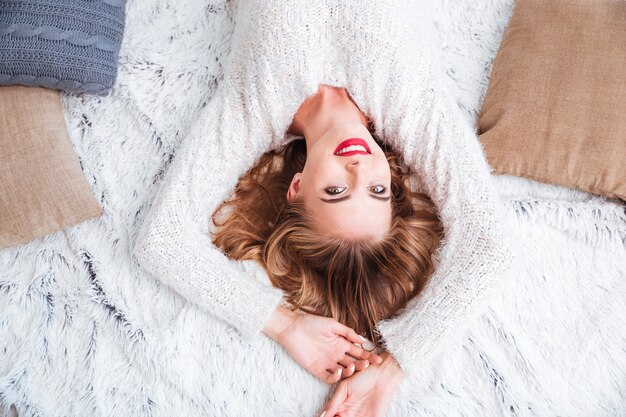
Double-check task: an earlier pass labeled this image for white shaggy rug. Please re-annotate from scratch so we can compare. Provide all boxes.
[1,1,625,416]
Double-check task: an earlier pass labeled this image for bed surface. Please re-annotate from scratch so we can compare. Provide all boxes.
[1,1,624,416]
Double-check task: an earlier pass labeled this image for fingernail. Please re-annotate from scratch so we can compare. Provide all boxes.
[319,411,326,417]
[350,364,355,372]
[359,335,366,341]
[337,368,342,376]
[364,361,369,368]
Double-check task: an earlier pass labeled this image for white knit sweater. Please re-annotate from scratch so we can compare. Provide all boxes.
[133,0,514,375]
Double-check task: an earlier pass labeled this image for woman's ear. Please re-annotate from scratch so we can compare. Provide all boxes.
[287,172,303,202]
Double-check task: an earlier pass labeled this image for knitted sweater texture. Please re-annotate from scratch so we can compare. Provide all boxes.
[0,0,126,94]
[133,0,515,374]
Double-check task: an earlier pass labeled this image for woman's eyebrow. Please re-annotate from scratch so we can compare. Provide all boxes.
[319,194,391,203]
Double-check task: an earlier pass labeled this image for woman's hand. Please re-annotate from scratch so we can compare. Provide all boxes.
[318,351,405,417]
[264,306,383,384]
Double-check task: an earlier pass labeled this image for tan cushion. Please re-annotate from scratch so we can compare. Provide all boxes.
[0,86,103,249]
[478,0,626,200]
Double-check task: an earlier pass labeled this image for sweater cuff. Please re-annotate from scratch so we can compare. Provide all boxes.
[232,259,288,342]
[374,280,453,375]
[231,281,286,343]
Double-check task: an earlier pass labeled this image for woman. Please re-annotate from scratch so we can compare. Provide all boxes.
[133,1,514,416]
[212,83,443,352]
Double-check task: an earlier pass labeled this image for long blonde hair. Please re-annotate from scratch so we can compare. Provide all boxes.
[212,137,442,348]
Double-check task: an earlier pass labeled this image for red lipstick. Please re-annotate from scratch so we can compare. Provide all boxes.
[333,138,371,156]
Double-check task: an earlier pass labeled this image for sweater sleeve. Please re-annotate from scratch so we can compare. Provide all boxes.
[375,90,516,374]
[132,85,286,343]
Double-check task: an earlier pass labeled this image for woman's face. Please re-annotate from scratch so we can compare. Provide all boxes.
[287,123,392,239]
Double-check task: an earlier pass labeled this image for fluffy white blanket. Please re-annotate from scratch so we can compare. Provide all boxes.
[1,1,624,416]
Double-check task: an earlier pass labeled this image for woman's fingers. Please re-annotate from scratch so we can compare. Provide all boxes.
[324,366,343,385]
[334,323,366,345]
[320,381,348,417]
[332,322,383,363]
[336,357,357,377]
[338,355,372,374]
[352,358,370,372]
[347,344,383,365]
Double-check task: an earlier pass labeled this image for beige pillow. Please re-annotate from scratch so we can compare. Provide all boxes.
[0,86,103,249]
[478,0,626,201]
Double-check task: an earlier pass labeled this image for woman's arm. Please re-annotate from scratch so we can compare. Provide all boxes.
[375,89,516,374]
[133,87,287,342]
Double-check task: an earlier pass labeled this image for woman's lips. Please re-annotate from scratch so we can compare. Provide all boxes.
[333,138,371,156]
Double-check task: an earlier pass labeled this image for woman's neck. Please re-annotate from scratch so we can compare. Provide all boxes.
[288,85,370,149]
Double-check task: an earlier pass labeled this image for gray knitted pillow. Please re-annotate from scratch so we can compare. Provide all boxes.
[0,0,127,95]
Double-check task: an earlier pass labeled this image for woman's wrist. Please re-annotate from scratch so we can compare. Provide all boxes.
[263,304,297,342]
[378,351,405,384]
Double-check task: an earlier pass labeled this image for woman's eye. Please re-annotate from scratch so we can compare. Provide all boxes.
[325,186,347,195]
[369,185,387,194]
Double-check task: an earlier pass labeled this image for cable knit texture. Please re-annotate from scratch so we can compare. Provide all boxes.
[0,0,126,94]
[133,0,515,374]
